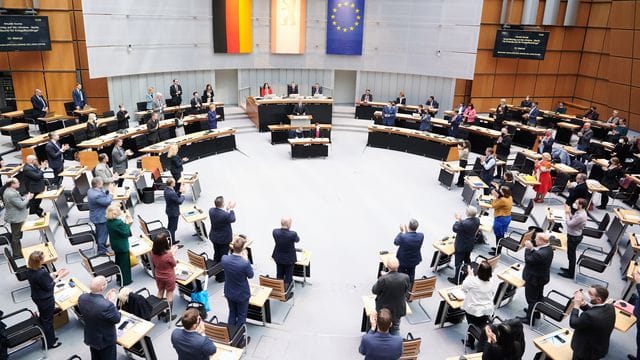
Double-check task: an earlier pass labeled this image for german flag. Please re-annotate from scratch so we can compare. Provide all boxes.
[213,0,252,54]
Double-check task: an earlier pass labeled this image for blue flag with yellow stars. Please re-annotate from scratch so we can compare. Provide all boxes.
[326,0,364,55]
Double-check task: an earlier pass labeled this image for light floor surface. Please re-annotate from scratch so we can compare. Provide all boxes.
[1,128,637,359]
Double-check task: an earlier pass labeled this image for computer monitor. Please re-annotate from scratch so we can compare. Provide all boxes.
[54,192,70,220]
[74,173,90,197]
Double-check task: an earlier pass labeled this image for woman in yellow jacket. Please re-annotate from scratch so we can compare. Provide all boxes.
[489,186,513,256]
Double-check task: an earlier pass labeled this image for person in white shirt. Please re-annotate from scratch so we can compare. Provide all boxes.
[462,261,496,350]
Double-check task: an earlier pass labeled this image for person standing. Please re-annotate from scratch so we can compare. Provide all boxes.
[495,127,512,178]
[145,87,155,110]
[371,257,410,335]
[26,251,66,350]
[86,113,99,138]
[106,204,133,286]
[111,138,133,187]
[190,92,203,113]
[88,177,114,256]
[393,219,424,282]
[450,206,481,284]
[358,308,403,359]
[539,130,555,154]
[94,153,118,186]
[565,173,589,212]
[78,276,121,360]
[480,148,496,194]
[221,237,254,327]
[72,83,86,110]
[518,233,554,325]
[45,132,70,186]
[152,92,166,120]
[490,187,513,256]
[146,112,160,144]
[597,157,625,210]
[522,102,540,126]
[169,79,183,106]
[449,110,463,137]
[22,155,46,217]
[164,178,185,245]
[30,89,48,119]
[202,84,215,103]
[311,83,322,96]
[559,198,588,279]
[151,233,178,321]
[628,271,640,360]
[463,103,476,124]
[456,141,471,187]
[209,196,236,282]
[569,286,616,360]
[3,178,32,256]
[576,123,593,152]
[533,153,553,203]
[207,105,218,130]
[418,106,431,132]
[382,102,397,127]
[272,217,300,286]
[171,308,217,360]
[461,261,495,350]
[494,99,508,130]
[395,91,406,105]
[167,145,188,192]
[116,104,130,129]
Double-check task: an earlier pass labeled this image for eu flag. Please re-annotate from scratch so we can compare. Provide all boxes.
[326,0,364,55]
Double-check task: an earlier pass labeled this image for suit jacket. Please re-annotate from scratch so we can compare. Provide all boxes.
[152,98,165,113]
[361,93,373,102]
[287,84,298,96]
[208,207,235,244]
[87,187,113,224]
[111,146,128,175]
[570,304,615,359]
[496,135,512,158]
[22,164,46,194]
[164,187,184,217]
[382,105,397,119]
[311,86,322,96]
[94,163,114,185]
[272,228,300,265]
[453,217,481,253]
[565,182,589,207]
[292,103,306,115]
[523,245,554,287]
[30,94,47,118]
[394,231,424,267]
[221,254,253,302]
[45,140,64,170]
[170,84,183,102]
[577,129,593,149]
[527,107,540,125]
[426,99,439,109]
[3,187,29,224]
[190,97,202,109]
[520,100,532,108]
[207,110,217,130]
[171,328,217,360]
[27,267,54,302]
[358,330,403,360]
[78,293,121,350]
[86,122,98,138]
[372,271,410,319]
[106,218,131,254]
[396,97,406,105]
[72,88,86,109]
[169,155,183,177]
[116,110,129,123]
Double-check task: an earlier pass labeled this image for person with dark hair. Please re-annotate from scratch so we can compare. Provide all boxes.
[612,135,631,162]
[3,178,32,256]
[497,172,515,192]
[23,155,46,217]
[393,219,424,282]
[221,237,254,327]
[463,103,476,124]
[151,234,178,320]
[569,286,615,360]
[358,308,403,359]
[116,104,130,129]
[170,79,182,106]
[539,130,554,154]
[209,196,236,282]
[26,251,67,349]
[449,110,463,138]
[360,89,373,103]
[171,308,217,360]
[518,233,554,325]
[523,102,539,126]
[576,123,593,152]
[598,157,625,209]
[520,95,532,108]
[583,105,599,120]
[94,153,118,186]
[164,178,185,246]
[88,177,114,256]
[489,187,512,256]
[559,198,588,279]
[207,105,218,130]
[456,140,471,187]
[418,105,431,132]
[565,173,589,211]
[480,148,496,194]
[259,82,272,97]
[483,322,523,360]
[202,84,215,103]
[112,138,133,187]
[555,101,567,114]
[167,145,187,192]
[450,206,481,284]
[272,217,300,286]
[371,257,410,335]
[146,112,160,144]
[45,132,70,186]
[462,261,495,350]
[382,101,397,127]
[495,127,512,178]
[425,95,439,112]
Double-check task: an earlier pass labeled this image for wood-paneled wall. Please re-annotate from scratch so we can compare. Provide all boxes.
[0,0,109,115]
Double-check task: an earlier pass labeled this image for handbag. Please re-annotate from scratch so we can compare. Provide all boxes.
[190,290,211,312]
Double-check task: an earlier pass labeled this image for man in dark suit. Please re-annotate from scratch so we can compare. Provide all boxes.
[518,233,554,325]
[382,102,397,127]
[22,155,46,217]
[30,89,48,119]
[425,96,439,110]
[272,217,300,286]
[520,95,532,108]
[393,219,423,282]
[360,89,373,103]
[577,123,593,152]
[72,83,86,110]
[164,178,185,246]
[450,206,481,284]
[292,100,306,115]
[287,81,298,96]
[583,106,599,120]
[569,285,615,360]
[522,102,540,126]
[221,237,254,327]
[170,79,183,106]
[171,308,217,359]
[190,92,203,113]
[45,132,70,186]
[565,173,590,211]
[77,276,121,360]
[311,83,322,96]
[116,104,130,129]
[372,257,410,335]
[358,308,403,359]
[209,196,236,282]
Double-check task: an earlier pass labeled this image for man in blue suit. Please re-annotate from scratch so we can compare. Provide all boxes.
[523,102,540,126]
[44,132,70,186]
[272,217,300,286]
[72,83,86,110]
[393,219,424,282]
[171,308,217,360]
[164,178,185,246]
[358,308,403,360]
[78,276,121,360]
[382,102,397,127]
[449,206,481,284]
[209,196,236,282]
[221,237,254,327]
[88,177,114,256]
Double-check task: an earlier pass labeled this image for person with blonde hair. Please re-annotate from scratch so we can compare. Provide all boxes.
[167,145,188,192]
[207,104,218,130]
[86,112,99,138]
[533,152,553,203]
[145,87,155,110]
[106,203,133,285]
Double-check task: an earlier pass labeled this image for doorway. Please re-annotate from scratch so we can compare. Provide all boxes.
[333,70,356,105]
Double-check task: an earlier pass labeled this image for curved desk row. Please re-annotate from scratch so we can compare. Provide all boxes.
[134,101,225,123]
[245,96,333,132]
[367,125,462,161]
[355,101,438,120]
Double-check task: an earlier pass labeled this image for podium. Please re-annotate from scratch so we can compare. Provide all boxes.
[288,114,312,127]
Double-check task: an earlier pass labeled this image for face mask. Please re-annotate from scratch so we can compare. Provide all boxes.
[620,139,624,144]
[582,292,592,305]
[572,203,578,209]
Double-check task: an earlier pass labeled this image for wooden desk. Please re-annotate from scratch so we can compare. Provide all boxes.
[0,163,24,178]
[59,165,87,179]
[246,284,273,326]
[139,128,236,154]
[360,294,412,332]
[445,353,482,360]
[0,123,29,148]
[503,121,545,151]
[35,187,64,200]
[21,213,55,244]
[533,328,573,360]
[19,122,86,149]
[367,125,462,162]
[439,162,465,189]
[53,277,89,311]
[245,96,333,132]
[210,343,244,360]
[614,304,637,332]
[175,260,205,286]
[129,235,153,258]
[555,122,581,145]
[586,179,609,193]
[437,286,465,328]
[294,248,312,286]
[178,173,202,201]
[288,138,330,159]
[495,264,525,309]
[431,236,455,273]
[552,163,579,175]
[462,176,487,205]
[73,107,97,116]
[117,310,155,356]
[1,110,24,119]
[460,125,501,155]
[562,146,585,157]
[181,206,208,241]
[22,242,57,271]
[76,119,175,151]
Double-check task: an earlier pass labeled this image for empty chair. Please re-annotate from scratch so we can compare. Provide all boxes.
[5,248,31,303]
[496,226,541,261]
[78,248,122,285]
[406,276,436,324]
[575,242,618,288]
[583,213,610,239]
[187,250,223,280]
[203,315,247,349]
[2,308,49,357]
[259,275,294,324]
[474,254,501,269]
[134,288,171,325]
[137,215,171,241]
[0,224,12,264]
[510,199,537,227]
[71,187,91,212]
[61,217,96,263]
[530,290,573,333]
[399,332,421,360]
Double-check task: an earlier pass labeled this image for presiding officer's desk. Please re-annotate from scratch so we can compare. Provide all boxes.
[140,128,237,168]
[245,96,333,132]
[268,124,332,144]
[367,125,462,161]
